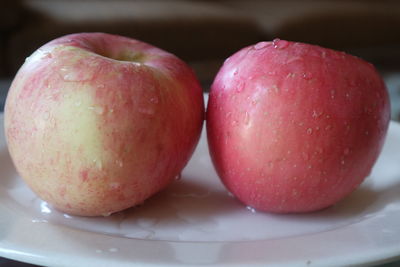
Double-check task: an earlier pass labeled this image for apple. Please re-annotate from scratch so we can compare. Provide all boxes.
[4,32,204,216]
[207,39,390,213]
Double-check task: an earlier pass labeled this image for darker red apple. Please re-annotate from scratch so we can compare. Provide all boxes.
[207,39,390,213]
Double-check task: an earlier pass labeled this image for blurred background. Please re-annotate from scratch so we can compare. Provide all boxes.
[0,0,400,266]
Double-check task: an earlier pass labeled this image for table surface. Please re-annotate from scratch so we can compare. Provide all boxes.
[0,76,399,267]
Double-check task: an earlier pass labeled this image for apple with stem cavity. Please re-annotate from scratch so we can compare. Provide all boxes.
[5,32,204,216]
[207,39,390,213]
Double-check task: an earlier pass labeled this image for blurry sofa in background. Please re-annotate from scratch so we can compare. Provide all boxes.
[1,0,400,86]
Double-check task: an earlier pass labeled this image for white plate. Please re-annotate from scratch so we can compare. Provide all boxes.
[1,112,400,267]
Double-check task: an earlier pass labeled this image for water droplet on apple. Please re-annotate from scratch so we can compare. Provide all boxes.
[330,90,336,99]
[149,96,159,104]
[312,110,322,118]
[94,159,103,170]
[41,52,53,59]
[174,173,182,181]
[102,212,112,217]
[272,38,289,49]
[286,72,296,79]
[109,182,120,189]
[94,106,104,115]
[116,160,124,168]
[272,84,280,93]
[254,42,268,50]
[236,81,245,93]
[231,68,239,77]
[306,128,313,135]
[302,72,313,80]
[138,107,156,115]
[60,66,92,82]
[244,111,250,125]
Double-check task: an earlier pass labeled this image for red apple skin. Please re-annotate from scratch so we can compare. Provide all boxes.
[207,40,390,213]
[5,33,204,216]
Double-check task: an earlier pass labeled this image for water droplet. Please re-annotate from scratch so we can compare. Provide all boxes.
[272,84,280,93]
[233,68,239,76]
[236,81,245,93]
[292,189,299,197]
[138,107,156,115]
[95,159,103,170]
[330,90,336,99]
[307,128,313,135]
[41,52,53,59]
[116,160,123,168]
[244,111,250,125]
[60,66,92,81]
[312,110,322,118]
[174,173,182,181]
[302,72,313,80]
[40,202,52,214]
[109,182,120,189]
[94,106,104,115]
[254,42,268,50]
[272,38,289,49]
[102,212,112,217]
[149,96,159,104]
[325,125,332,130]
[246,206,257,213]
[341,160,345,165]
[286,72,296,78]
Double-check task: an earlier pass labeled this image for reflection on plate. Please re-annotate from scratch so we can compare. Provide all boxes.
[1,113,400,267]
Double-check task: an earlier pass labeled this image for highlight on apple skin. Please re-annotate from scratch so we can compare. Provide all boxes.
[4,32,205,216]
[206,39,391,213]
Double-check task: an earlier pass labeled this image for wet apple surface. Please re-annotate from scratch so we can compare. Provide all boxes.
[207,39,391,213]
[4,33,205,216]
